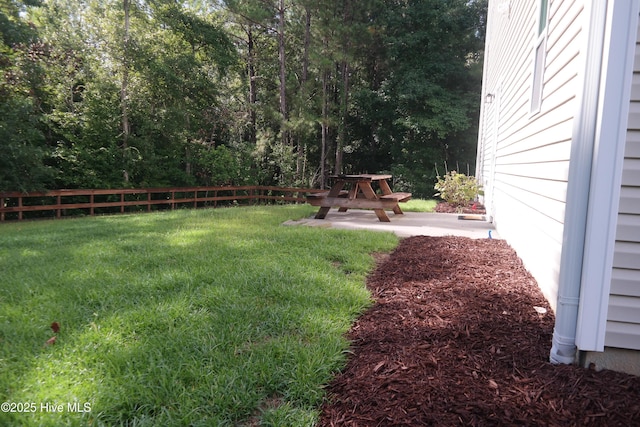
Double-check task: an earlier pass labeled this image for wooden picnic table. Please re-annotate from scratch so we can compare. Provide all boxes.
[306,174,411,222]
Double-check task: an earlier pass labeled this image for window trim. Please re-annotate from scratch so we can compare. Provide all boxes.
[530,0,549,114]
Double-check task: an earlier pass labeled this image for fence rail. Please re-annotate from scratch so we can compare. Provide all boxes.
[0,186,323,221]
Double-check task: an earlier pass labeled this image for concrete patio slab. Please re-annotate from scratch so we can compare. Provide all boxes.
[283,209,498,239]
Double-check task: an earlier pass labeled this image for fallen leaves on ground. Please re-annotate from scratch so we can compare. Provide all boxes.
[51,321,60,333]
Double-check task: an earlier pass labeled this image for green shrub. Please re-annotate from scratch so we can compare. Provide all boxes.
[434,171,481,206]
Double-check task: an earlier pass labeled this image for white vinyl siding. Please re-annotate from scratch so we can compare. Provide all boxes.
[477,0,584,308]
[608,21,640,349]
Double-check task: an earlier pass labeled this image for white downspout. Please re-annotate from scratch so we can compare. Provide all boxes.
[550,0,608,365]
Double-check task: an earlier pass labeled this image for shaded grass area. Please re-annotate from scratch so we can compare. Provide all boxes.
[0,205,398,426]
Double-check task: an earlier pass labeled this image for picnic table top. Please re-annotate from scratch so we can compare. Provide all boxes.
[330,174,392,182]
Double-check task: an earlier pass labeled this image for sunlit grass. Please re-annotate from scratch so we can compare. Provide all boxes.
[0,205,398,426]
[402,198,438,212]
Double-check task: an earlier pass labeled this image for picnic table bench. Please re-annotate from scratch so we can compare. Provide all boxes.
[306,174,411,222]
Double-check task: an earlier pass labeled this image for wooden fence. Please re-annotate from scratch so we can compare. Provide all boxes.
[0,186,324,221]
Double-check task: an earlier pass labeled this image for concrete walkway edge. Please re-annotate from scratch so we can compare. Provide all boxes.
[283,210,499,239]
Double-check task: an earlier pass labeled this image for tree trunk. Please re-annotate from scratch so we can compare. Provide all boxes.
[296,6,312,182]
[335,60,349,175]
[185,114,191,176]
[121,0,131,183]
[302,7,311,83]
[335,1,353,175]
[247,26,257,146]
[278,0,287,134]
[321,68,329,188]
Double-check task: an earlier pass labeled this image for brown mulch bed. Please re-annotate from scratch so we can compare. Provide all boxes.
[318,236,640,426]
[434,201,487,214]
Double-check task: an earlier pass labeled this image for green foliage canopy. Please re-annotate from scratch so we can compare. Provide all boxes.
[0,0,486,194]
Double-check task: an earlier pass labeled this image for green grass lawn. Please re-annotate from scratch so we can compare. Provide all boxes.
[401,198,438,212]
[0,205,398,426]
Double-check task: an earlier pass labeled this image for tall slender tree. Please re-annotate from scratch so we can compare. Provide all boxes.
[121,0,131,182]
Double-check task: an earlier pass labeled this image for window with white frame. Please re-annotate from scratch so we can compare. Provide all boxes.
[531,0,549,113]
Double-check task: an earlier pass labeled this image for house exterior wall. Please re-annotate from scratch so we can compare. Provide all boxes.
[479,0,640,370]
[477,0,586,310]
[606,20,640,351]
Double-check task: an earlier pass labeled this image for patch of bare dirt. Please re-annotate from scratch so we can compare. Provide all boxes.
[318,236,640,426]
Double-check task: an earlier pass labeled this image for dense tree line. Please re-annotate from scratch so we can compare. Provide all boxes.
[1,0,486,196]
